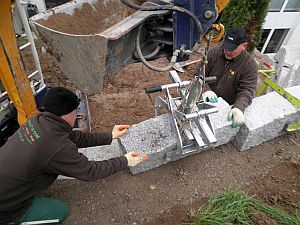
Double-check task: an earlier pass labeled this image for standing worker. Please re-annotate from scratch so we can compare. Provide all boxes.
[203,28,258,127]
[0,87,147,224]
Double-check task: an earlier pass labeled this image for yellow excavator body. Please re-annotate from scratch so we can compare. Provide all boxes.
[216,0,229,14]
[0,0,38,126]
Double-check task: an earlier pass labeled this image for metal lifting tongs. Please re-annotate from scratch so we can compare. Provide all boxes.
[145,61,218,161]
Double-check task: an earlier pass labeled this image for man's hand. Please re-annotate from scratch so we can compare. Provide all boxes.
[125,151,148,167]
[203,91,218,103]
[228,108,245,128]
[112,125,131,139]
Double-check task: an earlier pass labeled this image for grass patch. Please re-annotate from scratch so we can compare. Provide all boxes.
[184,187,300,225]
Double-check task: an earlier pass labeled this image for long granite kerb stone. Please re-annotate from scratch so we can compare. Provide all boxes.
[58,140,123,179]
[119,114,177,175]
[233,85,300,151]
[119,97,239,174]
[61,97,240,176]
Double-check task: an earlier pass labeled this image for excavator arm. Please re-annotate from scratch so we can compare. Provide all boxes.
[0,0,38,126]
[0,0,91,147]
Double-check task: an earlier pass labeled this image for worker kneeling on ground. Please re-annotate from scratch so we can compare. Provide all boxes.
[203,28,258,128]
[0,87,147,224]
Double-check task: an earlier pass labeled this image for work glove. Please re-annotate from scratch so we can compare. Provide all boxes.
[112,125,131,139]
[125,151,148,167]
[202,91,218,103]
[228,108,245,128]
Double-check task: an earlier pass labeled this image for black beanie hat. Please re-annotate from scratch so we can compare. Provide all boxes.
[43,87,80,116]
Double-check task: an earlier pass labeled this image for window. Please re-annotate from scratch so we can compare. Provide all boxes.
[269,0,285,12]
[257,29,271,52]
[269,0,300,12]
[284,0,300,12]
[264,29,289,53]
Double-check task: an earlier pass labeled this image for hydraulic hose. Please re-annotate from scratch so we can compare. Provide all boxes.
[133,42,161,60]
[122,0,204,72]
[121,0,203,41]
[136,23,180,72]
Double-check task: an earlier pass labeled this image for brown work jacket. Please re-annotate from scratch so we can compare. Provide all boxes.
[0,112,128,224]
[206,46,258,112]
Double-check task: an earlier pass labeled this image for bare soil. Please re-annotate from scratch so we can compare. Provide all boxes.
[21,38,300,225]
[37,0,145,35]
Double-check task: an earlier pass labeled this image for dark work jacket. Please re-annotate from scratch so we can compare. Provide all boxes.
[206,46,258,112]
[0,112,128,224]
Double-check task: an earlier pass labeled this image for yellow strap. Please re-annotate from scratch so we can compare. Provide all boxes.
[0,0,37,125]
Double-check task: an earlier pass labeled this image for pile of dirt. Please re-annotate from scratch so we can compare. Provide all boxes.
[249,157,300,215]
[37,0,141,35]
[89,58,196,131]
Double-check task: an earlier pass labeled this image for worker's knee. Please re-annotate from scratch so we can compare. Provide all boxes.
[53,200,69,222]
[20,196,69,223]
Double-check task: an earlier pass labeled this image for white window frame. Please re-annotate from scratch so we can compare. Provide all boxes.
[262,0,289,53]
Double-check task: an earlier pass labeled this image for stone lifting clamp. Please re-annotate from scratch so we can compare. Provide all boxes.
[145,54,218,161]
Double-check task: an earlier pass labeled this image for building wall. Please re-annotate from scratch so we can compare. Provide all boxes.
[260,0,300,53]
[283,12,300,45]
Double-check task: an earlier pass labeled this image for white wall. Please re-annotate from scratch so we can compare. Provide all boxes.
[284,12,300,45]
[261,6,300,53]
[263,12,299,29]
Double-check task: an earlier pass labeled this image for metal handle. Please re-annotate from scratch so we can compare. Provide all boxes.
[145,77,216,94]
[204,76,216,83]
[145,86,162,94]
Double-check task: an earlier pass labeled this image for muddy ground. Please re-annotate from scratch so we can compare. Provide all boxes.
[21,37,300,225]
[37,0,147,35]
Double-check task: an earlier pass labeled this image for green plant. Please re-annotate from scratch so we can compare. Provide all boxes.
[183,187,300,225]
[219,0,271,52]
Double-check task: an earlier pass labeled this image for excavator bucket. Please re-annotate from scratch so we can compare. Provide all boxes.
[30,0,168,94]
